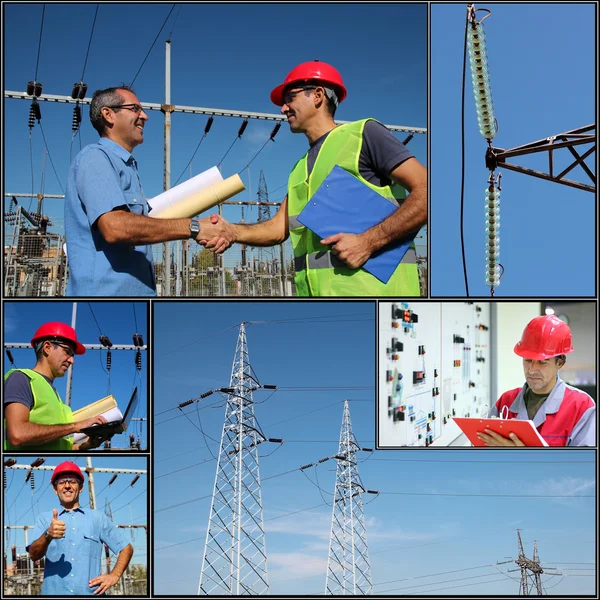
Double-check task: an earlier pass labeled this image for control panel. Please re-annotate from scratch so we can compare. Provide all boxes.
[379,302,491,447]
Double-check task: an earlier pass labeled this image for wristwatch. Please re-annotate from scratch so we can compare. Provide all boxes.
[189,219,200,239]
[44,530,51,541]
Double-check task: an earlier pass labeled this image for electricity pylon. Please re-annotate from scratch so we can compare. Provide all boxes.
[325,400,373,595]
[198,323,269,595]
[515,529,544,595]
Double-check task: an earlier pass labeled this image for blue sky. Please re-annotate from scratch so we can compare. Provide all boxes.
[431,3,596,297]
[153,302,595,595]
[3,3,428,270]
[3,301,148,449]
[3,455,148,568]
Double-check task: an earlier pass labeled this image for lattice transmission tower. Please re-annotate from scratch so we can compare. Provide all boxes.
[325,400,373,595]
[198,322,269,595]
[515,529,544,595]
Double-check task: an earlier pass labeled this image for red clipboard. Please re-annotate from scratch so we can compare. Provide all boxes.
[453,417,549,447]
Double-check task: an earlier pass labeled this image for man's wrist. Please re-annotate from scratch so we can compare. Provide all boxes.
[44,530,52,542]
[189,219,200,239]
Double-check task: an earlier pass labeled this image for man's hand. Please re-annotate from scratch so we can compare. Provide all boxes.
[47,509,66,539]
[89,572,120,595]
[74,434,108,451]
[75,415,108,432]
[320,232,374,269]
[477,429,526,447]
[201,214,234,254]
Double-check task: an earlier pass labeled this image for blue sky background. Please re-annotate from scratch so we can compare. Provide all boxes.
[3,301,148,450]
[3,3,428,270]
[431,3,596,297]
[153,302,596,595]
[3,455,148,567]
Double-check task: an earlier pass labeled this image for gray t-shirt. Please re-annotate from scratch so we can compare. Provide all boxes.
[4,370,59,411]
[307,119,414,186]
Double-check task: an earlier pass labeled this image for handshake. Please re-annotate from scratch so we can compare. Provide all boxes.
[194,214,235,254]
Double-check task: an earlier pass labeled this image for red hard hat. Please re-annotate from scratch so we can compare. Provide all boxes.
[270,60,347,106]
[51,461,84,485]
[514,315,574,360]
[31,322,85,355]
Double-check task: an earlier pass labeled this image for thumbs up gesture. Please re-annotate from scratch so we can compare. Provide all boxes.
[47,509,66,539]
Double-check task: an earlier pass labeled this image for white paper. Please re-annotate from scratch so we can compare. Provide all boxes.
[147,166,223,214]
[72,406,124,443]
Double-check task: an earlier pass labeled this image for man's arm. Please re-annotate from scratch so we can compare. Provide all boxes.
[95,211,229,246]
[29,510,65,561]
[204,198,289,253]
[4,403,108,448]
[321,158,427,268]
[88,543,134,595]
[28,530,52,562]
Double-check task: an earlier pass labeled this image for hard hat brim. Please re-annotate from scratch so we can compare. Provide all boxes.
[270,83,287,107]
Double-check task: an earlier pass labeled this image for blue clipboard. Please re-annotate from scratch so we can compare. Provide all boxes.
[297,165,415,283]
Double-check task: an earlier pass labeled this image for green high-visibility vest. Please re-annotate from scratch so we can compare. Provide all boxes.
[4,369,74,451]
[287,118,420,297]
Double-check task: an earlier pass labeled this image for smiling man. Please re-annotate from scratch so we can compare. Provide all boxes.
[204,61,427,296]
[3,322,109,451]
[28,461,133,596]
[479,315,596,447]
[64,85,230,296]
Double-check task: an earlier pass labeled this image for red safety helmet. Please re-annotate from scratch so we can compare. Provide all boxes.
[270,60,347,106]
[514,315,574,360]
[30,322,85,355]
[51,461,84,485]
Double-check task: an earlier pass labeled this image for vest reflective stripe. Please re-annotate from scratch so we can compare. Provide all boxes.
[4,368,74,451]
[288,215,302,230]
[287,118,420,296]
[295,247,417,272]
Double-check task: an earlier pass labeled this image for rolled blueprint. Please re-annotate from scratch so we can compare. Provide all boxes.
[151,174,245,219]
[147,166,223,214]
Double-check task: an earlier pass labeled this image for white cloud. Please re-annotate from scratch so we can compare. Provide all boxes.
[269,551,328,582]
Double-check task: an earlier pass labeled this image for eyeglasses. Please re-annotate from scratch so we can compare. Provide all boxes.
[106,104,144,114]
[282,86,317,106]
[56,477,80,486]
[51,342,76,357]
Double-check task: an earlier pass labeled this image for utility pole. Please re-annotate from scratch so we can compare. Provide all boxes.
[65,302,77,406]
[162,39,173,297]
[199,323,269,595]
[325,400,373,595]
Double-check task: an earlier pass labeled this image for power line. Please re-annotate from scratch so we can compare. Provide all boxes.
[377,571,505,595]
[460,9,470,296]
[130,5,176,86]
[80,4,99,80]
[34,5,46,81]
[38,122,65,194]
[132,303,139,332]
[378,490,594,498]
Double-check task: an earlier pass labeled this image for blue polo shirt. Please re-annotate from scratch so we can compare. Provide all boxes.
[28,506,130,595]
[64,138,156,296]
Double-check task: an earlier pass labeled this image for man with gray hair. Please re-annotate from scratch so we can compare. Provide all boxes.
[204,60,428,297]
[64,85,229,296]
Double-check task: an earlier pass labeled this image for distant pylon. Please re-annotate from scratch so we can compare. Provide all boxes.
[515,529,544,595]
[257,171,271,222]
[325,400,373,595]
[198,322,269,595]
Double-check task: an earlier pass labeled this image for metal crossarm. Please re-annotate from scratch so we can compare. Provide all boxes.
[488,125,596,193]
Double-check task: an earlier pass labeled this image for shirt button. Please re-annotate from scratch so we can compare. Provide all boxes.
[133,198,137,203]
[71,574,74,577]
[72,543,75,546]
